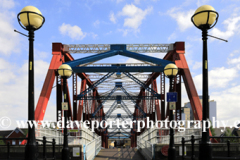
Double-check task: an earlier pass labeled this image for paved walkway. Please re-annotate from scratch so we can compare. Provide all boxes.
[94,148,145,160]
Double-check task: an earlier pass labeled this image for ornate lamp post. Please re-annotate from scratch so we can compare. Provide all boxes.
[191,5,219,160]
[58,64,73,160]
[164,63,178,160]
[17,6,45,160]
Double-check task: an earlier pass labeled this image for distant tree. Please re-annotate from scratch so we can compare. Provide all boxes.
[224,128,232,137]
[0,136,5,145]
[210,120,216,136]
[223,128,237,143]
[23,129,28,135]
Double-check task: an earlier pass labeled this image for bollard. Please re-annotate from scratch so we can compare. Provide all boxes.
[191,135,195,160]
[36,141,39,158]
[181,137,185,160]
[52,139,56,160]
[7,142,10,159]
[43,136,46,160]
[227,140,230,157]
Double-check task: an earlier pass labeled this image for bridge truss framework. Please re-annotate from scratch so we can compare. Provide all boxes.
[34,42,203,148]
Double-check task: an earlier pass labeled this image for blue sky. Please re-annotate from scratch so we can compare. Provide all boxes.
[1,0,240,129]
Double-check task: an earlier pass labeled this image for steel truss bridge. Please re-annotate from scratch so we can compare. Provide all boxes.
[34,42,204,148]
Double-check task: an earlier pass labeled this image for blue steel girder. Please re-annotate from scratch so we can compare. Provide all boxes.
[94,115,144,119]
[64,44,173,70]
[108,132,131,137]
[114,116,125,121]
[109,137,130,139]
[72,66,165,72]
[92,87,117,117]
[105,101,118,119]
[105,105,133,120]
[119,126,131,135]
[108,132,131,136]
[108,127,118,135]
[120,87,146,117]
[108,127,131,137]
[121,101,133,117]
[119,49,172,66]
[64,50,119,67]
[123,72,160,98]
[77,72,115,99]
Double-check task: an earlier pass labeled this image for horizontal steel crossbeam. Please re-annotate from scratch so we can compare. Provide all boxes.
[66,44,172,53]
[79,96,156,100]
[72,66,164,72]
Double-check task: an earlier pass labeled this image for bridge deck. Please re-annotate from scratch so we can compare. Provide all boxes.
[94,148,145,160]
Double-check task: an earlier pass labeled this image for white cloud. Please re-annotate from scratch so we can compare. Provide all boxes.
[134,0,140,4]
[119,4,153,30]
[211,85,240,124]
[126,58,142,63]
[59,23,86,40]
[229,50,239,57]
[116,0,124,3]
[167,8,194,32]
[196,0,210,7]
[89,32,98,39]
[193,67,238,90]
[105,31,112,35]
[0,0,21,56]
[192,61,202,70]
[93,20,100,28]
[117,29,129,36]
[109,11,117,24]
[0,58,51,129]
[168,32,177,41]
[210,15,240,40]
[0,0,15,9]
[228,56,240,65]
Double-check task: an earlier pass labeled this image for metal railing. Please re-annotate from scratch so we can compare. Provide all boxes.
[181,136,240,160]
[0,137,56,160]
[35,122,100,145]
[138,126,201,144]
[83,136,102,160]
[137,126,202,160]
[137,137,155,160]
[181,135,201,160]
[36,122,102,159]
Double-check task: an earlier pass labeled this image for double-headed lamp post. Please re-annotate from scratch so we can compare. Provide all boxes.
[191,5,219,160]
[17,6,45,160]
[58,64,73,160]
[164,63,178,160]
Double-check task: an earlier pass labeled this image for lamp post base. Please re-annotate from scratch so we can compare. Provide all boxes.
[168,147,176,160]
[199,141,212,160]
[62,147,70,160]
[25,143,38,160]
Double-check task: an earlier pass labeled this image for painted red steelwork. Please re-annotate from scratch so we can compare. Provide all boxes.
[35,43,103,122]
[152,79,161,121]
[34,42,207,147]
[35,43,63,121]
[77,79,86,120]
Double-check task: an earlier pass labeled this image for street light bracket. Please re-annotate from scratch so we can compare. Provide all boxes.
[14,29,29,37]
[207,34,228,42]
